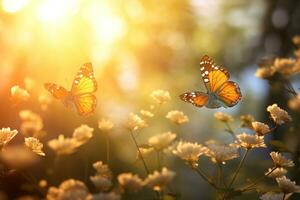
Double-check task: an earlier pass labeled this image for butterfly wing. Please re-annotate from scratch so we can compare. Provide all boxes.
[217,81,242,107]
[44,83,69,100]
[74,94,97,116]
[71,63,97,96]
[200,55,230,92]
[180,92,209,107]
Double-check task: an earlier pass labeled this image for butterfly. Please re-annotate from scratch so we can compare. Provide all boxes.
[180,55,241,108]
[44,63,97,116]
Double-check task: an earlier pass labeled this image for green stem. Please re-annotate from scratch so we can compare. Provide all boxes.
[130,131,150,174]
[191,165,219,190]
[241,167,277,191]
[225,123,236,141]
[228,149,249,189]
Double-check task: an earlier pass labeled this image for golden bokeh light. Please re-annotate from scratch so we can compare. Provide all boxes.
[2,0,28,13]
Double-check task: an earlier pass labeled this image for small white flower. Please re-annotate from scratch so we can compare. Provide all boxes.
[148,132,176,151]
[270,152,294,168]
[235,133,266,149]
[48,135,80,155]
[140,110,154,118]
[252,121,270,136]
[150,90,171,104]
[276,176,300,194]
[72,124,94,145]
[204,141,239,164]
[90,175,112,191]
[98,119,114,132]
[214,112,234,123]
[173,141,207,167]
[11,85,30,101]
[267,104,292,125]
[260,192,288,200]
[144,167,175,191]
[0,127,18,147]
[117,173,144,193]
[24,137,45,156]
[166,110,189,124]
[126,113,147,131]
[265,168,287,178]
[92,192,121,200]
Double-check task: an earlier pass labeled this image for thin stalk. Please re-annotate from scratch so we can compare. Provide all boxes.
[282,193,286,200]
[218,164,227,188]
[191,165,219,190]
[225,123,236,141]
[228,149,249,189]
[156,150,161,169]
[105,134,110,164]
[241,167,277,191]
[130,131,150,174]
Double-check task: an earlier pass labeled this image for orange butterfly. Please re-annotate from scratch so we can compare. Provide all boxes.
[44,63,97,116]
[180,55,241,108]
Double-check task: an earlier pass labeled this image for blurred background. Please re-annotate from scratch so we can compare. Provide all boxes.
[0,0,300,199]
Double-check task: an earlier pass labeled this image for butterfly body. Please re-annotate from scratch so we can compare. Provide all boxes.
[44,63,97,116]
[180,55,241,109]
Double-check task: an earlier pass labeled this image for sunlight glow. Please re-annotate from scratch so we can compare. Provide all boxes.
[2,0,28,13]
[37,0,79,23]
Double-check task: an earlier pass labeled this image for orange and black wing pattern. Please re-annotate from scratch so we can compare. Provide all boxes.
[217,81,241,107]
[199,55,230,93]
[180,92,209,107]
[44,83,69,100]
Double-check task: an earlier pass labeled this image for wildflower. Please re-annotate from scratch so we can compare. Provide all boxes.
[0,127,18,147]
[252,121,270,136]
[270,152,294,168]
[204,141,239,164]
[265,168,287,178]
[140,110,154,118]
[272,58,299,77]
[166,110,189,124]
[148,132,176,151]
[117,173,144,193]
[126,113,147,131]
[90,161,113,191]
[288,94,300,111]
[137,147,154,159]
[24,137,45,156]
[0,145,38,169]
[144,167,175,191]
[276,176,300,194]
[72,125,93,145]
[92,161,113,179]
[260,192,290,200]
[235,133,266,149]
[19,110,43,138]
[39,179,48,188]
[92,192,121,200]
[150,90,171,104]
[10,85,30,101]
[240,114,255,129]
[255,66,276,79]
[267,104,292,125]
[48,135,80,155]
[38,92,52,111]
[46,179,92,200]
[90,175,112,191]
[214,112,233,123]
[293,35,300,47]
[98,119,114,132]
[295,49,300,58]
[173,141,207,167]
